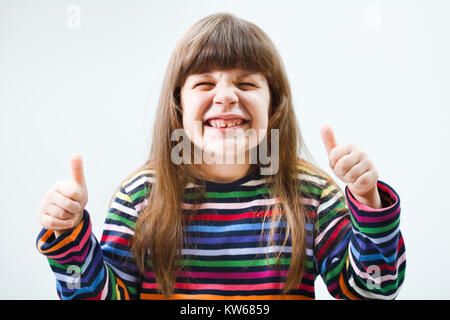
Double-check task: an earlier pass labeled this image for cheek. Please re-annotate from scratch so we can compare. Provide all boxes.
[181,93,197,122]
[248,98,270,129]
[180,92,208,147]
[182,92,209,118]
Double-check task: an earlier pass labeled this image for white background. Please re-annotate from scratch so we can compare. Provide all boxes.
[1,0,449,299]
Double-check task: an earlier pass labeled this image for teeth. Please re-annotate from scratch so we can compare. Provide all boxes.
[207,119,244,128]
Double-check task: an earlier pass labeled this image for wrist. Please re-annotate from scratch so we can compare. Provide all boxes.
[54,229,73,239]
[351,187,382,209]
[53,212,84,238]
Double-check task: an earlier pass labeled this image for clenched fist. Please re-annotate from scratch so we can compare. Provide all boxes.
[38,153,88,238]
[321,125,382,209]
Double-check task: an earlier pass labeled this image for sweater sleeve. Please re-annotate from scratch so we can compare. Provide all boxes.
[313,178,406,300]
[36,184,141,300]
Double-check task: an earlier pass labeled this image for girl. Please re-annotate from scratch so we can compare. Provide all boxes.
[37,12,405,300]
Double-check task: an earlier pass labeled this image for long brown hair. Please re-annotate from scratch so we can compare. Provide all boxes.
[131,12,323,297]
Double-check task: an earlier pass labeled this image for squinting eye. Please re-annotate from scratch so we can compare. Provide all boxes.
[194,82,256,89]
[196,82,215,87]
[239,83,255,87]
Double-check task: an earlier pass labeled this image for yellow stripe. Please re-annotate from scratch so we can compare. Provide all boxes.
[296,164,319,176]
[123,168,156,186]
[320,185,335,199]
[345,253,350,270]
[116,190,132,203]
[112,276,130,300]
[296,161,329,180]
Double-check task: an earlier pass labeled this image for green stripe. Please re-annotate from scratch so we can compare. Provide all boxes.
[106,265,117,300]
[355,268,405,293]
[181,257,291,267]
[130,187,148,202]
[128,286,137,295]
[350,214,400,234]
[318,202,346,228]
[184,184,323,200]
[48,258,68,271]
[106,213,136,229]
[324,250,348,282]
[299,185,322,196]
[184,188,270,200]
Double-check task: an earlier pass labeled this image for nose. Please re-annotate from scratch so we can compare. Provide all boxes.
[213,85,238,108]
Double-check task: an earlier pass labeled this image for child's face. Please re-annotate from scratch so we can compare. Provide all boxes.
[180,68,271,161]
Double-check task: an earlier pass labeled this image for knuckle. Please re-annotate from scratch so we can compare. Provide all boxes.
[70,187,82,200]
[335,163,344,176]
[349,171,358,181]
[58,192,69,205]
[329,149,337,160]
[72,190,81,200]
[75,202,82,213]
[69,202,79,214]
[359,174,370,184]
[341,156,350,167]
[329,157,337,169]
[62,197,72,211]
[48,205,58,217]
[58,206,66,218]
[357,150,366,160]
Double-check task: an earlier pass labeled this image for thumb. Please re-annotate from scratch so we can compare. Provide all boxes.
[70,153,86,187]
[320,125,338,156]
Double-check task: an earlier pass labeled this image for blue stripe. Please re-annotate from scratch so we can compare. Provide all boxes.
[350,241,397,263]
[186,221,287,233]
[102,245,134,258]
[59,266,105,299]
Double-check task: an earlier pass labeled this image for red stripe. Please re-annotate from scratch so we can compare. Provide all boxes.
[174,282,315,293]
[101,235,130,246]
[304,211,316,219]
[142,282,315,292]
[317,218,350,261]
[184,208,282,221]
[373,236,405,272]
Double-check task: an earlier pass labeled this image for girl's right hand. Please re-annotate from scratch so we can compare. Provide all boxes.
[38,154,88,238]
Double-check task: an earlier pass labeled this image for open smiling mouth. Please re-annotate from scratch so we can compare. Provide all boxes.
[203,118,250,132]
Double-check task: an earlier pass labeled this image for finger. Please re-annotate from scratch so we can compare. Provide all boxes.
[352,169,377,193]
[321,125,338,156]
[54,180,83,202]
[49,190,82,215]
[70,153,86,187]
[38,212,74,230]
[42,203,74,220]
[333,151,361,177]
[342,161,369,184]
[328,144,355,169]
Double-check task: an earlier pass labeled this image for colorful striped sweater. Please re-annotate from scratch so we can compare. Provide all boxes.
[36,162,406,300]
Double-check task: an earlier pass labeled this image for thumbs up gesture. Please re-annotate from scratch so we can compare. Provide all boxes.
[321,125,382,209]
[38,154,88,237]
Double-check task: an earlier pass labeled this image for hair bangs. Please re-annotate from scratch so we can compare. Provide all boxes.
[179,15,274,82]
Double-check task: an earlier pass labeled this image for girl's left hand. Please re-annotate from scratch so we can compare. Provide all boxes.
[320,125,382,209]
